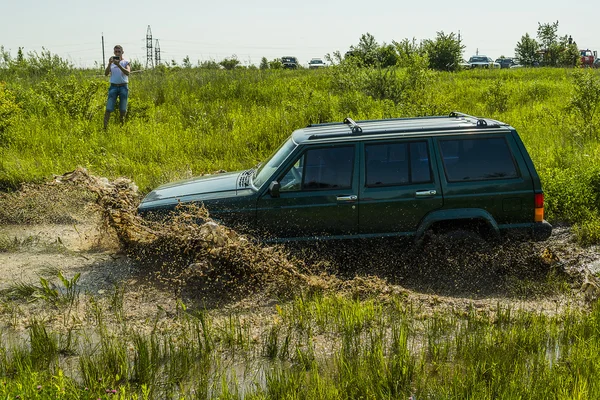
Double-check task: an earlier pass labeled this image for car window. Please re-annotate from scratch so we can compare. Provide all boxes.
[279,146,354,192]
[439,137,519,182]
[470,56,487,62]
[365,141,431,187]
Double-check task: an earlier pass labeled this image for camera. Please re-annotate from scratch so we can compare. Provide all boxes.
[113,56,120,61]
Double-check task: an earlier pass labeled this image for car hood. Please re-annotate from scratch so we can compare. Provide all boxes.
[139,171,252,210]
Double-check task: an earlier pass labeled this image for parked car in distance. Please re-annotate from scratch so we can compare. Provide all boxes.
[467,55,500,69]
[495,58,521,69]
[139,113,552,245]
[281,56,299,69]
[458,59,471,69]
[308,58,327,69]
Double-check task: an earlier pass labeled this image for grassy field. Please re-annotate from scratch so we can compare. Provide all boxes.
[2,61,600,399]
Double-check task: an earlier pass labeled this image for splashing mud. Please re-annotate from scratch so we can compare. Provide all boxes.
[51,168,363,306]
[2,167,599,314]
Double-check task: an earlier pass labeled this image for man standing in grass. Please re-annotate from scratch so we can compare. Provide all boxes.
[104,45,130,129]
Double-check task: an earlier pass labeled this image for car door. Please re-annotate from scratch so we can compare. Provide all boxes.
[255,144,359,240]
[358,139,443,236]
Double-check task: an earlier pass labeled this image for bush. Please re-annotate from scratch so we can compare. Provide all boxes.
[573,215,600,246]
[569,70,600,142]
[0,82,21,137]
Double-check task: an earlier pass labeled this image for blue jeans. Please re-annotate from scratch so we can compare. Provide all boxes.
[106,84,129,112]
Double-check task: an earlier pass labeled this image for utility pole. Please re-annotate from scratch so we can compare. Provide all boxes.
[155,39,161,66]
[101,33,105,72]
[146,25,154,69]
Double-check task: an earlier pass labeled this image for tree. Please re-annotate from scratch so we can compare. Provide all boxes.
[325,51,343,65]
[377,43,399,68]
[515,33,540,66]
[129,59,143,71]
[268,59,283,69]
[182,55,192,69]
[537,21,560,66]
[392,38,421,67]
[421,31,464,71]
[219,55,240,70]
[348,33,380,66]
[259,57,269,70]
[199,60,220,69]
[559,37,580,67]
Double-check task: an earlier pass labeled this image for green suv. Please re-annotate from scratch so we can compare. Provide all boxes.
[138,112,552,243]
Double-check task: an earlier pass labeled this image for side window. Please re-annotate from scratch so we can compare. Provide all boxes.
[439,137,519,182]
[365,141,431,187]
[280,146,354,192]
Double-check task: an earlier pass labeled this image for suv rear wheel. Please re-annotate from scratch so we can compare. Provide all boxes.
[421,229,490,253]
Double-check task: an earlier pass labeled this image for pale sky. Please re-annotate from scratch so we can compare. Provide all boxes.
[2,0,599,68]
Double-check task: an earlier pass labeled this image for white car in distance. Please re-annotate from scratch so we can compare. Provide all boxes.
[308,58,327,69]
[467,55,500,69]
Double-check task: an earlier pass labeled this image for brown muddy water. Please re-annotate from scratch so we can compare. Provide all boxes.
[0,167,599,333]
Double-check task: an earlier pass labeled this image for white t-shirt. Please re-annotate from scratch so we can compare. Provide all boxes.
[110,60,130,84]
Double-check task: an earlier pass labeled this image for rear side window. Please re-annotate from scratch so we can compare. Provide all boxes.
[365,141,432,187]
[439,137,518,182]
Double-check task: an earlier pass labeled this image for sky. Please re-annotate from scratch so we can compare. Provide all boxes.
[2,0,599,69]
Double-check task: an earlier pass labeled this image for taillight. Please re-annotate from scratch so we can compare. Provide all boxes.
[534,193,544,222]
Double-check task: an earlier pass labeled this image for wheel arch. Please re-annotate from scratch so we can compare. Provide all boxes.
[415,208,500,241]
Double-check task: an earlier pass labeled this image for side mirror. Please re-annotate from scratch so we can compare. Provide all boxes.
[269,181,281,198]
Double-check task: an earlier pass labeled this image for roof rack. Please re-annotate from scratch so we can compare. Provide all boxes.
[343,117,363,134]
[449,111,489,127]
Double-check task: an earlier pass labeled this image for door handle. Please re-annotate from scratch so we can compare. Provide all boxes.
[415,189,437,197]
[337,195,358,202]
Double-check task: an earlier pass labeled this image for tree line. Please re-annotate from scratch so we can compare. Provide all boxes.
[0,20,587,73]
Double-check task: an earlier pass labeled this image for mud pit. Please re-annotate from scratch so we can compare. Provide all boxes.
[1,168,599,332]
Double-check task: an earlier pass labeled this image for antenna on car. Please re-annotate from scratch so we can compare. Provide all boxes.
[343,117,363,134]
[449,111,489,127]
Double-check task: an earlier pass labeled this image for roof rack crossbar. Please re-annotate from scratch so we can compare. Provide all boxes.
[343,117,363,134]
[449,111,488,127]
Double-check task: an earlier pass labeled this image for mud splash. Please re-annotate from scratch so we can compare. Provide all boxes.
[51,168,381,306]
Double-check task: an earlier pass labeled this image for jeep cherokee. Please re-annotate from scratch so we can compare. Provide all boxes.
[138,112,552,243]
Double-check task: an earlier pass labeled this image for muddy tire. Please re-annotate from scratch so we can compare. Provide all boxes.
[422,229,489,253]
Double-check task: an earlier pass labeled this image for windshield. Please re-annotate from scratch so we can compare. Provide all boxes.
[252,138,297,188]
[469,56,488,63]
